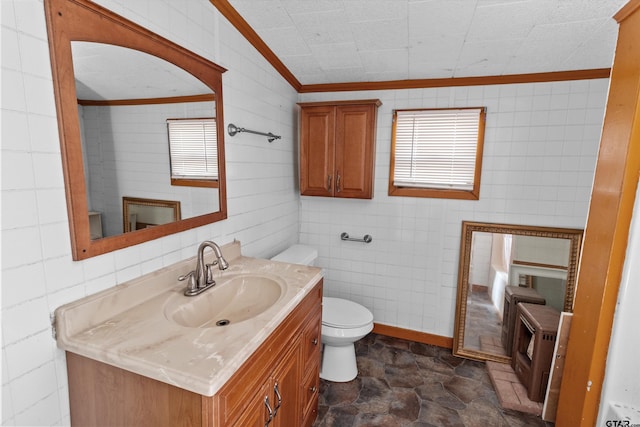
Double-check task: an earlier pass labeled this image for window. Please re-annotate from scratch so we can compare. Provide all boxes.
[167,118,218,188]
[389,107,486,200]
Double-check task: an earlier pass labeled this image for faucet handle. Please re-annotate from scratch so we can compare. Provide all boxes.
[205,263,216,285]
[178,270,197,293]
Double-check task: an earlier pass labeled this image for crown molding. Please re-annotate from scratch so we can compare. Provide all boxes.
[209,0,302,91]
[211,1,611,94]
[299,69,611,93]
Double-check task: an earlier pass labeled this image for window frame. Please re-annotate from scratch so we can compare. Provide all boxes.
[388,107,486,200]
[167,117,219,188]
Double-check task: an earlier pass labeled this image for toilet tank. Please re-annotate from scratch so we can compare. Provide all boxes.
[271,245,318,266]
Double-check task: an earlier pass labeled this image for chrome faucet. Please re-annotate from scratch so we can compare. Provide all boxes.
[179,241,229,296]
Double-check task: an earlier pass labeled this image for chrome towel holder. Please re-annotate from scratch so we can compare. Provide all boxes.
[340,232,372,243]
[227,123,281,143]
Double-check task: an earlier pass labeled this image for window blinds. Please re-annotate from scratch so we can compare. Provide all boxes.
[167,118,218,180]
[393,108,483,190]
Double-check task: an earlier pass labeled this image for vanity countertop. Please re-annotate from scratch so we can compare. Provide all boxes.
[54,241,323,396]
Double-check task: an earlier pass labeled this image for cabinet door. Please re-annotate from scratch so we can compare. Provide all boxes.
[228,352,301,427]
[300,105,336,197]
[270,342,301,427]
[334,104,377,199]
[231,384,270,427]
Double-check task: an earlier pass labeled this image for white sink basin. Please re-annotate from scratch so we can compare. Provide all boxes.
[164,274,285,328]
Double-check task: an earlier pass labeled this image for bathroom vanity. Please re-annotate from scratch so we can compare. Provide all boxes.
[54,242,323,427]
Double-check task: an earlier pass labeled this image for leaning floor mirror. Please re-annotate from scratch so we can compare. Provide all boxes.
[453,221,583,363]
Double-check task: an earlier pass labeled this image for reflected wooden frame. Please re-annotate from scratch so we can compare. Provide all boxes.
[44,0,227,260]
[452,221,583,363]
[122,197,181,233]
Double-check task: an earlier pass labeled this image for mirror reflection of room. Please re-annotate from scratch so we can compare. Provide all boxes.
[465,232,570,356]
[72,42,220,238]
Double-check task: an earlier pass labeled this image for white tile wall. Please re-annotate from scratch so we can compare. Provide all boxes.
[80,102,219,236]
[299,78,609,337]
[1,0,299,425]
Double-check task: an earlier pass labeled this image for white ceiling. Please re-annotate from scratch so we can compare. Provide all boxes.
[227,0,627,85]
[72,42,211,100]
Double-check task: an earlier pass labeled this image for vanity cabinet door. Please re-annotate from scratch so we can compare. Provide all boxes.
[269,342,302,427]
[231,384,270,427]
[216,281,322,427]
[230,344,301,427]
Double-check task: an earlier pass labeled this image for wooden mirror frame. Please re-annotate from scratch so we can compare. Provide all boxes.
[45,0,227,260]
[452,221,583,363]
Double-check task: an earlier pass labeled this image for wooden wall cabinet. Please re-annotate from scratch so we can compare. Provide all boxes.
[66,280,323,427]
[299,99,381,199]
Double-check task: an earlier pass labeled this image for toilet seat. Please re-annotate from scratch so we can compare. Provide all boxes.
[322,297,373,329]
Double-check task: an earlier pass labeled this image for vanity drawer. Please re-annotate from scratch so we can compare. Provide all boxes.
[301,360,320,427]
[302,311,321,365]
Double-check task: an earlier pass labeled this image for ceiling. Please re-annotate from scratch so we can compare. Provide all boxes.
[225,0,627,86]
[72,42,211,100]
[71,0,628,98]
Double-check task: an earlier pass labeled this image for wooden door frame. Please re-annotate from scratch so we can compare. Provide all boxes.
[556,1,640,425]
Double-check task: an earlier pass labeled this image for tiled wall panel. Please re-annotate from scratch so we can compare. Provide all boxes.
[299,79,608,337]
[1,0,299,425]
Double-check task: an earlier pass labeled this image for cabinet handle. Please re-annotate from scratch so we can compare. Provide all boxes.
[309,386,317,393]
[264,396,273,427]
[312,337,318,345]
[327,175,332,192]
[273,382,282,416]
[336,173,341,192]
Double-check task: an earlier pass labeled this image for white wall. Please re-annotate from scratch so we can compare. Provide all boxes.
[1,0,299,425]
[598,181,640,424]
[469,231,492,287]
[299,79,609,337]
[512,234,571,267]
[80,102,219,236]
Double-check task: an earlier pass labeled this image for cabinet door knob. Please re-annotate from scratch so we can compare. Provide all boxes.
[327,175,332,191]
[309,386,317,393]
[312,337,318,345]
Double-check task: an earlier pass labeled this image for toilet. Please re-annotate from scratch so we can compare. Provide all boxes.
[271,245,374,382]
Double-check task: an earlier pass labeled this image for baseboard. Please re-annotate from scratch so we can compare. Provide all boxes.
[372,323,453,349]
[471,284,489,292]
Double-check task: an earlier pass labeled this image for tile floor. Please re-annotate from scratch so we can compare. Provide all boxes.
[312,333,553,427]
[464,289,504,355]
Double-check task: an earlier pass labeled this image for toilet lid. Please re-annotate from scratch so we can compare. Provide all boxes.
[322,297,373,328]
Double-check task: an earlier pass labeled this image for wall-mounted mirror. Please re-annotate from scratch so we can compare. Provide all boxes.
[453,221,583,363]
[45,0,227,260]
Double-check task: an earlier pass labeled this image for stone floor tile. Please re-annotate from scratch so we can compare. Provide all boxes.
[312,333,554,427]
[389,388,420,421]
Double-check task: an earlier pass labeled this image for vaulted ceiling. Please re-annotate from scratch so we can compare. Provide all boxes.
[222,0,627,90]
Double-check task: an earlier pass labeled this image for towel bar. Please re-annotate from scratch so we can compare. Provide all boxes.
[340,232,372,243]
